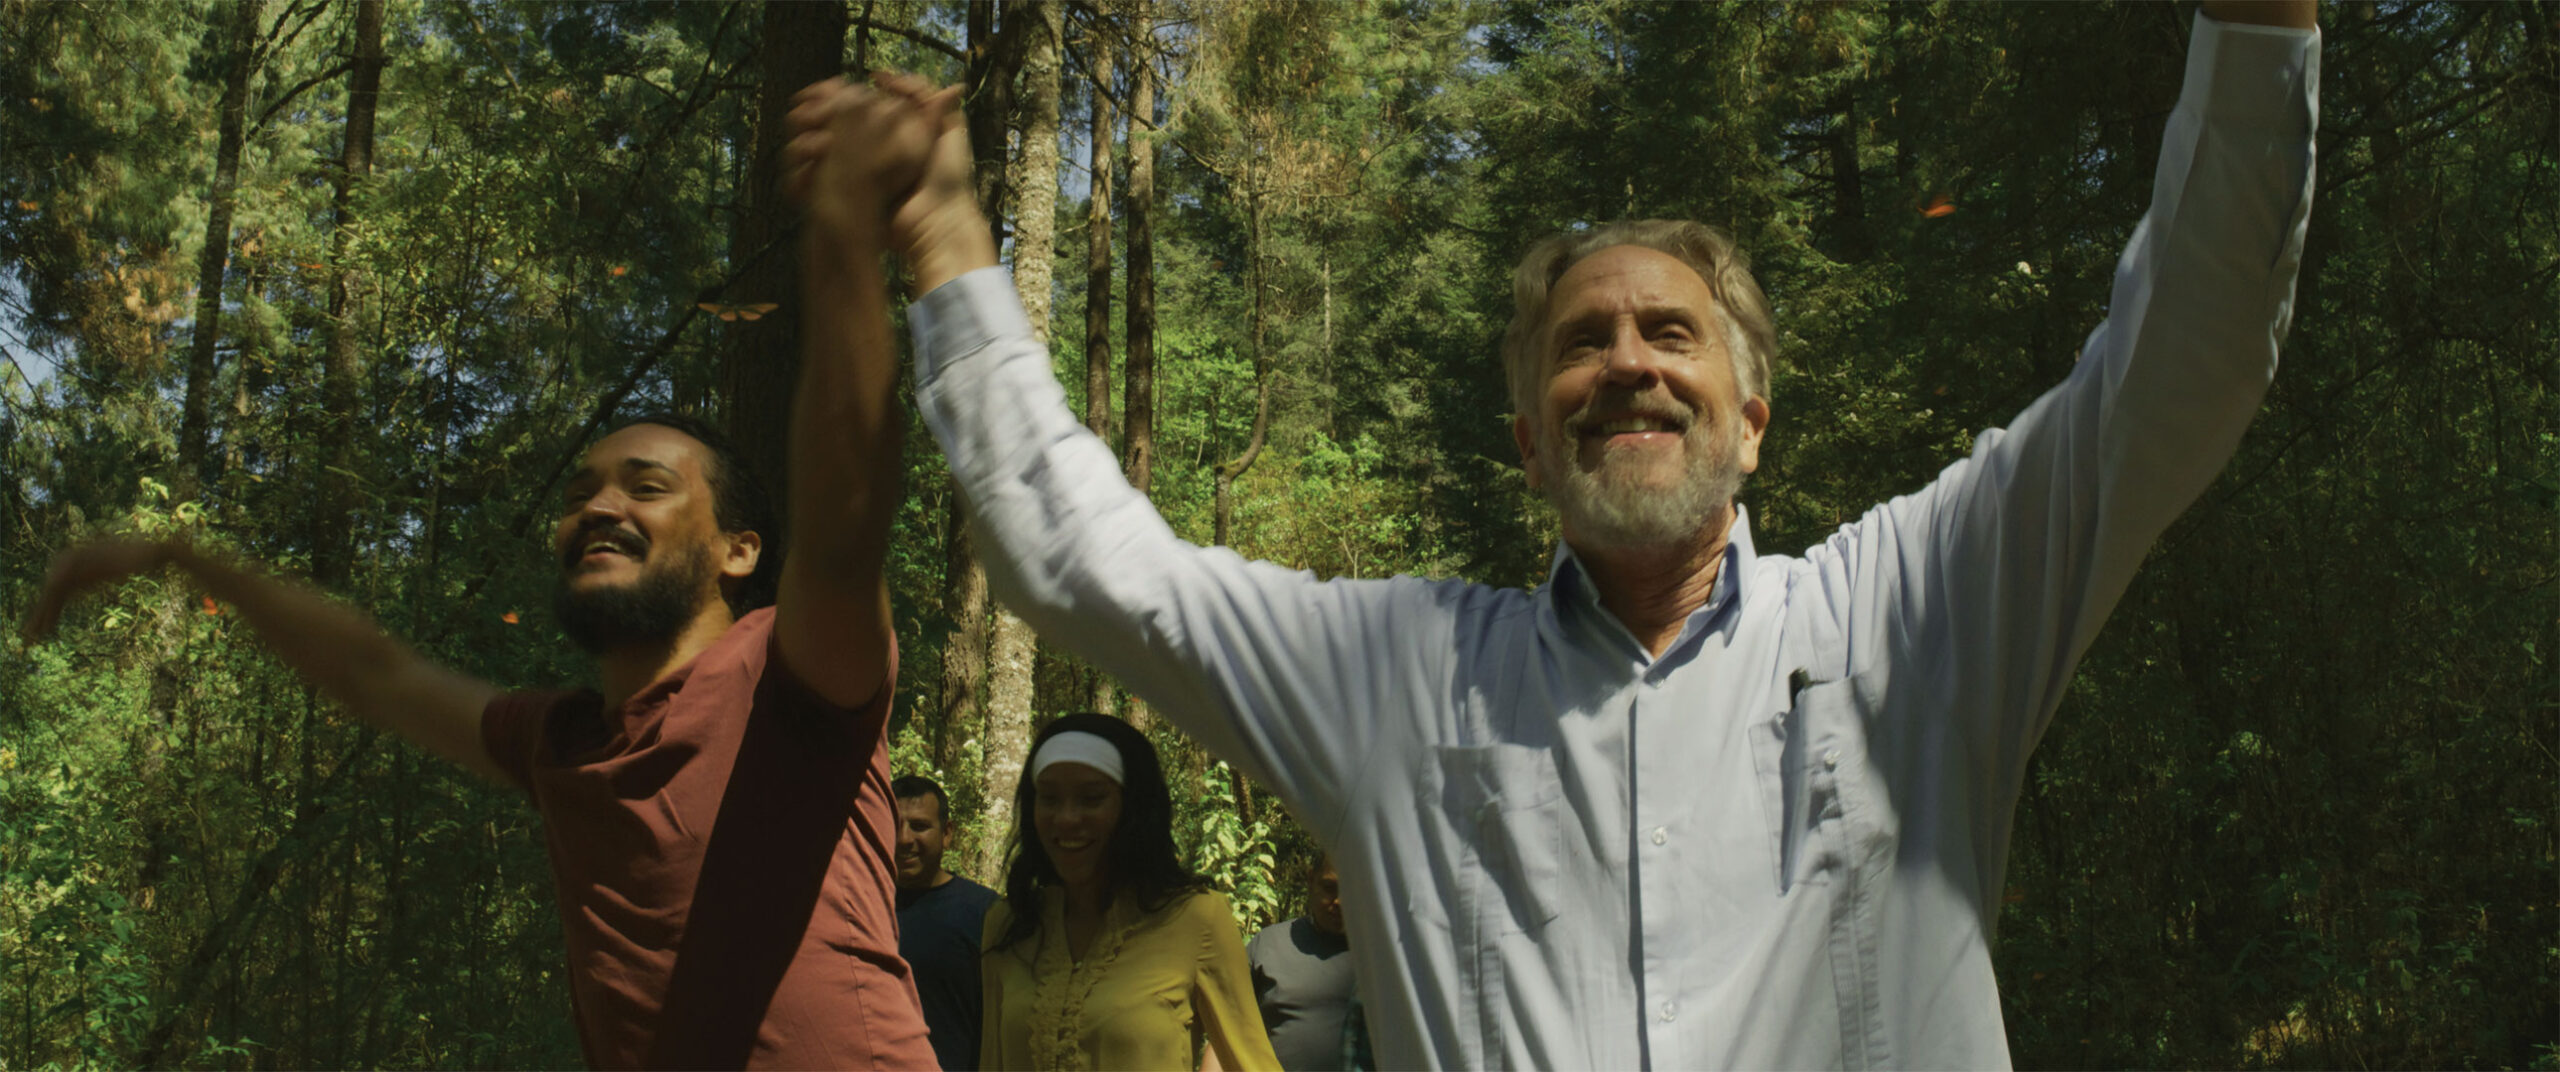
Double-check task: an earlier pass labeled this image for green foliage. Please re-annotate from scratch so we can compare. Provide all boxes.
[2,1,2551,1068]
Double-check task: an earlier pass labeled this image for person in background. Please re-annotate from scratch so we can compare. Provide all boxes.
[977,714,1279,1071]
[1247,852,1361,1071]
[895,774,999,1071]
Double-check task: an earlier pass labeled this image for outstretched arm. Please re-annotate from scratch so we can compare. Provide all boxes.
[771,77,953,707]
[21,539,503,782]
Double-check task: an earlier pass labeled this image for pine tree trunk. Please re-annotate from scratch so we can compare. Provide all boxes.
[1828,87,1870,262]
[311,0,382,589]
[1081,33,1118,716]
[977,0,1064,883]
[1212,195,1271,550]
[177,0,264,496]
[1082,40,1114,440]
[933,498,990,776]
[720,0,846,522]
[1118,17,1158,731]
[935,0,1033,791]
[1121,28,1158,502]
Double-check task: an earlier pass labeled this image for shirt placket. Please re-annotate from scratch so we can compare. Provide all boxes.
[1631,672,1680,1070]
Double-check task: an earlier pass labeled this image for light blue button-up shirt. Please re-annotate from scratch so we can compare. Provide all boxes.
[911,16,2317,1068]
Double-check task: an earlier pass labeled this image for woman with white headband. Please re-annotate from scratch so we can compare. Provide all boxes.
[978,713,1279,1071]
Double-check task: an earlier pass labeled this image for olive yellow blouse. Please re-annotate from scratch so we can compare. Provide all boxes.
[979,889,1278,1071]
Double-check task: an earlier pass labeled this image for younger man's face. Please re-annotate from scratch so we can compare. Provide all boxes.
[549,423,755,653]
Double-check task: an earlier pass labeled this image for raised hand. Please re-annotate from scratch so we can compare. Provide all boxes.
[783,75,956,247]
[857,72,998,297]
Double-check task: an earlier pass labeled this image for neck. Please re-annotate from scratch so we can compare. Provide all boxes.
[594,601,738,710]
[1569,503,1734,659]
[1061,872,1113,918]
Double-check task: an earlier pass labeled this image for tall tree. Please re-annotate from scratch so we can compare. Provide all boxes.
[1121,7,1159,504]
[977,0,1064,882]
[720,0,848,526]
[1079,14,1117,714]
[934,0,1033,785]
[1116,5,1159,729]
[176,0,265,495]
[310,0,384,589]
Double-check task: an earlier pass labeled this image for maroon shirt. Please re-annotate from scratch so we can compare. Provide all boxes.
[482,608,935,1069]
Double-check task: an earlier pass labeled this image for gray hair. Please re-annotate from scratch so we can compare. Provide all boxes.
[1501,220,1777,425]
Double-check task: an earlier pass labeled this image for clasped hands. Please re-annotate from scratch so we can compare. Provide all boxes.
[786,72,993,293]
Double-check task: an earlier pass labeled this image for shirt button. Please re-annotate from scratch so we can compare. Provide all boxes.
[1822,748,1842,770]
[1651,826,1668,846]
[1660,1000,1678,1022]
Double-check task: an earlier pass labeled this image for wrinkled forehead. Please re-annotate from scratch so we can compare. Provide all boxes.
[1546,244,1722,328]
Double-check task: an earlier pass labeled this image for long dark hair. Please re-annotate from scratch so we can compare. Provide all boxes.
[989,714,1205,953]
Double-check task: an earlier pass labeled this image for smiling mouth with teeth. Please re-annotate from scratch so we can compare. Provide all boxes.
[1586,416,1686,436]
[565,530,647,569]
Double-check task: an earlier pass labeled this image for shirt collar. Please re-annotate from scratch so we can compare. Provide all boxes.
[1541,503,1760,668]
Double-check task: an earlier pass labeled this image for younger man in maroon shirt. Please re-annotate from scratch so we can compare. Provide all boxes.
[23,76,952,1071]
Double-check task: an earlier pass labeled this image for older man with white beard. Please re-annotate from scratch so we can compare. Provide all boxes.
[798,1,2317,1064]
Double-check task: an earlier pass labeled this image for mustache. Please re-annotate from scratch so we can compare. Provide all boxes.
[561,520,650,569]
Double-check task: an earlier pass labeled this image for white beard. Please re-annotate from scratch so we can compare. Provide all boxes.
[1536,400,1747,552]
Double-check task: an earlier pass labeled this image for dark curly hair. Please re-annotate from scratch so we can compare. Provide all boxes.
[601,412,781,613]
[989,714,1205,953]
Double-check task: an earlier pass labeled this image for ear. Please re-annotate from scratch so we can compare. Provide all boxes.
[721,529,763,582]
[1737,395,1770,475]
[1513,414,1543,491]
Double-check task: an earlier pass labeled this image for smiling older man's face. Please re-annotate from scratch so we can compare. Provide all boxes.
[1513,245,1768,551]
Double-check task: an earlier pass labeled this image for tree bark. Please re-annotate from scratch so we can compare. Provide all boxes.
[178,0,265,497]
[1828,86,1870,262]
[932,497,990,777]
[1080,29,1118,716]
[1082,37,1115,440]
[1212,195,1271,550]
[934,0,1034,809]
[1118,15,1158,731]
[977,0,1064,883]
[719,0,847,542]
[311,0,383,589]
[1121,25,1158,503]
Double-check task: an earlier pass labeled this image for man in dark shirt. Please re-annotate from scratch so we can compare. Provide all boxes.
[894,775,998,1071]
[1249,852,1364,1071]
[22,79,955,1070]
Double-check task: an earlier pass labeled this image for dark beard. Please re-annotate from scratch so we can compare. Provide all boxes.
[550,545,718,655]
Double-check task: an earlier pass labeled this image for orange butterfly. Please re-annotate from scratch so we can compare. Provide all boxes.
[697,301,780,322]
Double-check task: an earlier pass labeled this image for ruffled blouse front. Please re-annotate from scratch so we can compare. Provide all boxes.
[980,889,1277,1071]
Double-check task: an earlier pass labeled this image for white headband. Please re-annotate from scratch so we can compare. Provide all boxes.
[1029,731,1125,785]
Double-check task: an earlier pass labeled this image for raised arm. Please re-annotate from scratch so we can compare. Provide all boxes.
[771,77,954,707]
[812,77,1449,838]
[21,539,503,782]
[1811,5,2321,867]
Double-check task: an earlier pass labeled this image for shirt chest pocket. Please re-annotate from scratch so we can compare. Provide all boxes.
[1430,743,1580,936]
[1751,677,1890,893]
